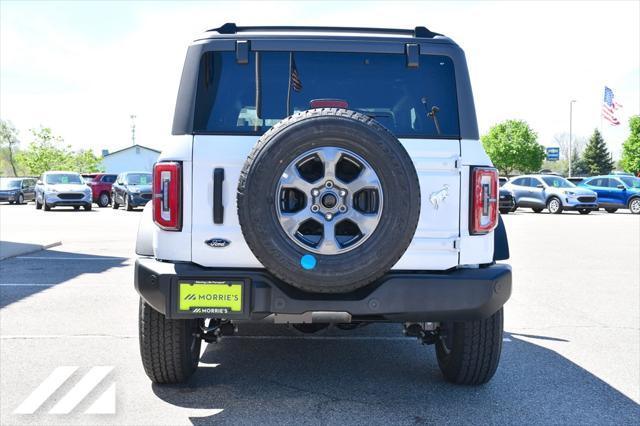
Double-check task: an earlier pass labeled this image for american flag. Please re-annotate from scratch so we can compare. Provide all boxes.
[602,86,622,126]
[290,54,302,92]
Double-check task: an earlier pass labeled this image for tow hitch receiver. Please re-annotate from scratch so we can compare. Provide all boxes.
[196,320,237,343]
[404,322,439,345]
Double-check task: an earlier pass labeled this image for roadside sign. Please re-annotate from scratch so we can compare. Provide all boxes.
[546,147,560,161]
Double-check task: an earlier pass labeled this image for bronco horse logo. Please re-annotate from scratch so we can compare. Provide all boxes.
[429,185,449,210]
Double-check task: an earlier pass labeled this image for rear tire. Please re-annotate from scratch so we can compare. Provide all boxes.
[532,208,543,213]
[138,299,202,384]
[436,308,504,385]
[35,196,42,210]
[605,208,618,213]
[44,200,51,211]
[98,192,110,207]
[17,194,24,205]
[547,197,563,214]
[84,204,92,211]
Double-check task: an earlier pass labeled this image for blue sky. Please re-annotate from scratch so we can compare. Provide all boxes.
[1,0,638,159]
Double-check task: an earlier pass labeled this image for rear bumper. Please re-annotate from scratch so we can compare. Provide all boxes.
[135,258,512,322]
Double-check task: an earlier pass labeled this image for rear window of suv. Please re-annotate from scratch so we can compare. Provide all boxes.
[194,51,460,139]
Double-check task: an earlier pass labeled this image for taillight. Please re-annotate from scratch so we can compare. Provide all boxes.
[470,167,498,235]
[153,162,182,231]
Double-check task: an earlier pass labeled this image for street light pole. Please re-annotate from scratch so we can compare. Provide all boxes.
[130,114,137,146]
[569,100,576,177]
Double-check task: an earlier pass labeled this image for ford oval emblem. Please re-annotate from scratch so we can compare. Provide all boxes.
[205,238,231,248]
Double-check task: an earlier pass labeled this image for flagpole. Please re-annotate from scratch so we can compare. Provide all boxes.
[599,86,604,147]
[569,100,576,177]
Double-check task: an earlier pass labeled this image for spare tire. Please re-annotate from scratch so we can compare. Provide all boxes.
[237,109,420,293]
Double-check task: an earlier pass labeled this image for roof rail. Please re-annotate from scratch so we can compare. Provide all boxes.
[208,23,442,38]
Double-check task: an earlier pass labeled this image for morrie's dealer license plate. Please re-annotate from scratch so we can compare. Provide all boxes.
[178,281,243,314]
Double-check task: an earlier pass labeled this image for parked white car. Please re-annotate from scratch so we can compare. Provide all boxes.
[35,171,92,211]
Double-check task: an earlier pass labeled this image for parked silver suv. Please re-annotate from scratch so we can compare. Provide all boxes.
[35,171,92,211]
[503,174,598,214]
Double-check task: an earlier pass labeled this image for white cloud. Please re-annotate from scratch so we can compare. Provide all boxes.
[1,0,638,159]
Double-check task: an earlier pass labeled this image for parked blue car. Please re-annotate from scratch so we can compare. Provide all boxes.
[579,175,640,214]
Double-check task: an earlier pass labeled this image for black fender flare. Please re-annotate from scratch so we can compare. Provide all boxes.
[493,215,509,261]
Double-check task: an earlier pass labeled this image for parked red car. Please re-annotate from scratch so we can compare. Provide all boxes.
[82,173,118,207]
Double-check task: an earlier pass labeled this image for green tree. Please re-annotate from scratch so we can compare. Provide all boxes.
[621,115,640,175]
[16,127,74,176]
[70,149,103,173]
[582,128,614,175]
[481,119,546,176]
[0,119,20,176]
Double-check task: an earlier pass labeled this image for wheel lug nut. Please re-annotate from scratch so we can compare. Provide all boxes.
[325,181,334,188]
[339,205,347,213]
[311,205,320,212]
[311,189,320,196]
[325,213,333,221]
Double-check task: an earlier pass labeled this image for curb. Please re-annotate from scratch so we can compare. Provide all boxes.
[0,241,62,261]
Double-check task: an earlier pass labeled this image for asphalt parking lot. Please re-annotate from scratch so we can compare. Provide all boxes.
[0,203,638,425]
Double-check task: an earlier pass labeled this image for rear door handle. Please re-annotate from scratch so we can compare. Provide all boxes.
[213,168,224,224]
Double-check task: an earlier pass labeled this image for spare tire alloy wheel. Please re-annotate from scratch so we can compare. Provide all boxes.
[238,109,421,293]
[276,147,382,255]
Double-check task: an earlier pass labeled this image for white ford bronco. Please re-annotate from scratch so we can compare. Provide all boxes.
[135,23,511,386]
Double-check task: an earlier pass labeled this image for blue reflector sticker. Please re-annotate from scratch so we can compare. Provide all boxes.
[300,254,317,270]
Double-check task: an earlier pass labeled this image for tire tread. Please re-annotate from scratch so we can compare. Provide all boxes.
[138,299,198,384]
[437,308,503,385]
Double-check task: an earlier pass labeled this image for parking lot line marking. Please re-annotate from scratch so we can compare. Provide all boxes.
[13,366,78,414]
[1,334,516,342]
[0,283,57,287]
[49,366,114,414]
[1,334,135,339]
[14,256,129,260]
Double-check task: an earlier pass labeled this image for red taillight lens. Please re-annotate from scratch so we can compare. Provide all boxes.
[153,162,182,231]
[470,167,498,235]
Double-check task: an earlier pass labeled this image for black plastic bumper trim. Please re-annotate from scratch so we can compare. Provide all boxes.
[135,258,512,322]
